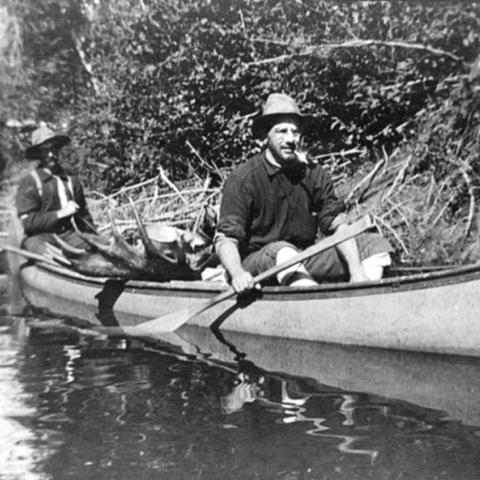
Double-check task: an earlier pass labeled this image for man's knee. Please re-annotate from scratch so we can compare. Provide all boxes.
[276,245,317,286]
[356,232,393,280]
[243,241,297,276]
[361,252,391,280]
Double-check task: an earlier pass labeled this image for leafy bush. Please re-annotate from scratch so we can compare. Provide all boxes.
[1,1,479,194]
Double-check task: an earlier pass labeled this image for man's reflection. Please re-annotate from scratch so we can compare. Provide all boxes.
[220,373,310,414]
[221,372,265,414]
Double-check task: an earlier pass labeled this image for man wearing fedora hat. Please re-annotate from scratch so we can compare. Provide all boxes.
[15,125,96,257]
[215,93,392,292]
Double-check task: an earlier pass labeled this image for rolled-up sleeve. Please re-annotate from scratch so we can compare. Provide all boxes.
[312,167,346,234]
[216,173,251,245]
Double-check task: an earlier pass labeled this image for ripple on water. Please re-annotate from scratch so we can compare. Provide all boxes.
[0,318,52,479]
[2,313,480,479]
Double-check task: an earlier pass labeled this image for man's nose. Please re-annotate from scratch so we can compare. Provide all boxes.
[286,138,298,149]
[285,130,299,145]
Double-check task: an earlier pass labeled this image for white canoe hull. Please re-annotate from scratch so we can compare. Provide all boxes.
[18,262,480,356]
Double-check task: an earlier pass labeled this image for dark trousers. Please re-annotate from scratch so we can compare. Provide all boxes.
[242,233,392,283]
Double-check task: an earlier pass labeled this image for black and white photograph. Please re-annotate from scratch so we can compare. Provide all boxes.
[1,1,480,478]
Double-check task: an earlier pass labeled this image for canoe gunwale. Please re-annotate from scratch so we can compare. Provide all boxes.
[25,260,480,300]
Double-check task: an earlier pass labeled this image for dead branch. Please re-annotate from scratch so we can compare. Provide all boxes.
[374,214,409,255]
[385,199,412,231]
[381,155,412,203]
[316,147,366,159]
[106,176,160,200]
[445,156,476,241]
[159,167,189,206]
[246,39,465,67]
[186,140,226,181]
[345,157,385,204]
[431,193,456,228]
[71,31,100,95]
[191,176,211,237]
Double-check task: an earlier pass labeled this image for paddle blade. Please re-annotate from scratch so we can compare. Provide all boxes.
[126,308,196,335]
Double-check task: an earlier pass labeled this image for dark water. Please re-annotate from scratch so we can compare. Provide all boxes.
[2,284,480,479]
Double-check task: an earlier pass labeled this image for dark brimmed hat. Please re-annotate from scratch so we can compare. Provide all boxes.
[252,93,313,138]
[25,125,70,159]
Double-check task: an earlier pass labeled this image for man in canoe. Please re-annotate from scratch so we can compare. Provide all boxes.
[15,125,96,258]
[215,93,392,292]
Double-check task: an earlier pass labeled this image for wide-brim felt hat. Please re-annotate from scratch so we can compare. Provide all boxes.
[251,93,314,138]
[25,125,70,159]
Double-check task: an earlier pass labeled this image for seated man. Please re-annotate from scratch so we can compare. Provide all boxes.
[215,93,392,292]
[15,125,96,258]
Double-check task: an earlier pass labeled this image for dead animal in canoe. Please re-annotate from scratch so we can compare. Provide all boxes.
[54,204,215,281]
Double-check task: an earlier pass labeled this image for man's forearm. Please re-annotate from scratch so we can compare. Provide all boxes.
[216,238,245,279]
[216,237,256,292]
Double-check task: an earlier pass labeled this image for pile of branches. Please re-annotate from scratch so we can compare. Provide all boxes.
[343,73,480,266]
[88,167,219,241]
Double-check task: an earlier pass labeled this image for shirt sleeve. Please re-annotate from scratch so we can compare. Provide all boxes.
[216,172,251,245]
[15,174,59,235]
[311,167,346,234]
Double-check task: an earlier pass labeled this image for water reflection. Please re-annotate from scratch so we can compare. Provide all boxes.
[2,303,480,479]
[0,317,52,480]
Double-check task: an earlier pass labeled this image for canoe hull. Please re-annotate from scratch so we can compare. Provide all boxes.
[18,262,480,356]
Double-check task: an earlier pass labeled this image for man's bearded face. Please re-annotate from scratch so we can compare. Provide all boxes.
[266,116,302,166]
[37,140,61,170]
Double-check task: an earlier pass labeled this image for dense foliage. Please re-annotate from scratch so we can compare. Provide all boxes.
[1,0,479,192]
[2,0,480,265]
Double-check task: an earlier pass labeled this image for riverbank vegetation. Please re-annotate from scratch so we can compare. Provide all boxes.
[1,0,479,265]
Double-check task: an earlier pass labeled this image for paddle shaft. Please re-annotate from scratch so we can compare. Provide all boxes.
[181,215,373,319]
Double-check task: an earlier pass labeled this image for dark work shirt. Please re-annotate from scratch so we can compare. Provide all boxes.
[15,168,95,236]
[217,152,345,257]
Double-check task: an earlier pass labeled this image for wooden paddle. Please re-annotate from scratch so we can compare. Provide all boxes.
[127,215,373,335]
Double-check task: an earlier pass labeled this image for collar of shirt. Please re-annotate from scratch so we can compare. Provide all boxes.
[34,168,55,183]
[38,166,69,180]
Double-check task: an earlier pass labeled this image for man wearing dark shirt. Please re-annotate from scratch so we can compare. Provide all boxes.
[15,125,96,257]
[215,93,391,292]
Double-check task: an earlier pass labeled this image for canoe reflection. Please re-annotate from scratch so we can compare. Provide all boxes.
[141,325,475,463]
[18,316,480,479]
[220,373,379,460]
[172,324,480,429]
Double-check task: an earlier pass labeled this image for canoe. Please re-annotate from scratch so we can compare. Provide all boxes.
[15,259,480,356]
